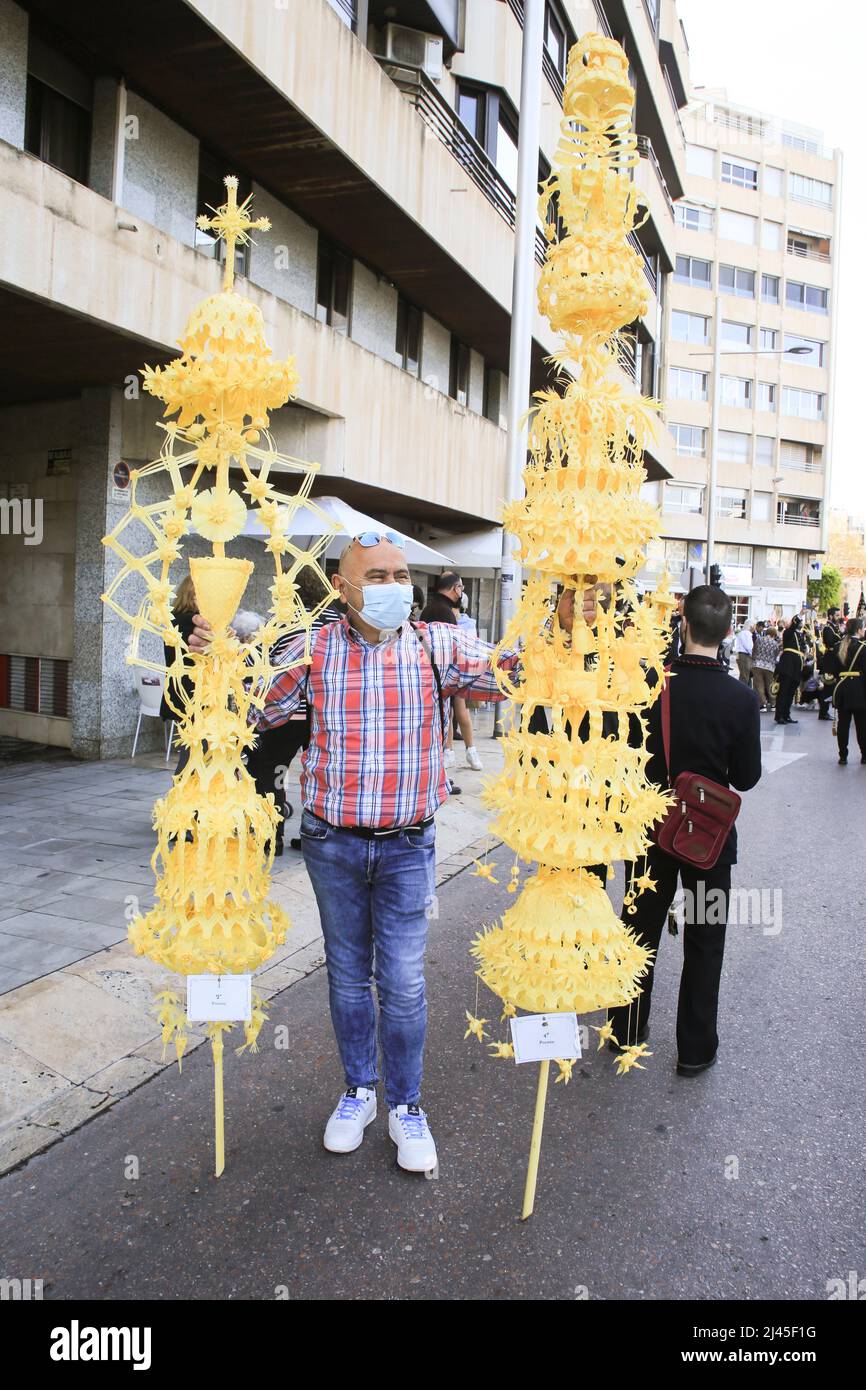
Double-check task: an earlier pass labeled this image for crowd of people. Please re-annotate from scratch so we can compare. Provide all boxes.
[715,605,866,765]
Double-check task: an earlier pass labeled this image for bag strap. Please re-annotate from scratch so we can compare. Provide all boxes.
[410,621,448,747]
[660,667,672,775]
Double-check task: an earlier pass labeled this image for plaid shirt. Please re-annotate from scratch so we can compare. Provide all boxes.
[259,617,517,829]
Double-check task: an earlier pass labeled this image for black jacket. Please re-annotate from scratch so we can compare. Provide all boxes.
[645,655,762,866]
[827,638,866,712]
[420,593,458,626]
[777,624,807,679]
[160,608,196,721]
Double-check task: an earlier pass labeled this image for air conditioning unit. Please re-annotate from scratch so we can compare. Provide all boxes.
[385,22,443,80]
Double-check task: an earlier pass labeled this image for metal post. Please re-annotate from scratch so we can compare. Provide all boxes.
[495,0,544,733]
[704,292,722,583]
[111,78,127,206]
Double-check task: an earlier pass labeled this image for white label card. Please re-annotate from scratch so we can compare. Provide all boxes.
[510,1012,581,1065]
[187,974,252,1022]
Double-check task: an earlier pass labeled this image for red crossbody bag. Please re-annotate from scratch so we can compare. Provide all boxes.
[653,675,741,870]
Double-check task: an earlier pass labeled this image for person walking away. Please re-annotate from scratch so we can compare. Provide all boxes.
[607,586,761,1074]
[750,621,779,712]
[774,615,806,725]
[816,615,839,721]
[421,572,483,772]
[733,622,753,685]
[190,535,519,1173]
[160,573,197,774]
[827,618,866,765]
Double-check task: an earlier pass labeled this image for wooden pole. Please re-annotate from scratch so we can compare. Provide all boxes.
[212,1032,225,1178]
[521,1059,550,1219]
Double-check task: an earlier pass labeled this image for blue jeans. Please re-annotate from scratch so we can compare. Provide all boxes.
[300,809,436,1108]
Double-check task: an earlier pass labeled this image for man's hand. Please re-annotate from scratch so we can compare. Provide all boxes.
[188,614,212,652]
[556,585,599,633]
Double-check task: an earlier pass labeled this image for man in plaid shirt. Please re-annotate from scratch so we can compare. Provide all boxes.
[191,533,519,1174]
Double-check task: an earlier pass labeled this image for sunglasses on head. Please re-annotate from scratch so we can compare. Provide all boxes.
[354,530,405,549]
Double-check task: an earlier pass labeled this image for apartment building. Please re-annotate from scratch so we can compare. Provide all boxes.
[0,0,687,756]
[650,91,841,622]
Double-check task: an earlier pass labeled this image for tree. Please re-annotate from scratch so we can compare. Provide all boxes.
[807,564,842,612]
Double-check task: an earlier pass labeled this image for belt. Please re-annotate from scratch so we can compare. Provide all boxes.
[317,815,434,840]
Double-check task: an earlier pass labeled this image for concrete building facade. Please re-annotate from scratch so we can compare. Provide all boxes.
[0,0,687,755]
[653,92,841,622]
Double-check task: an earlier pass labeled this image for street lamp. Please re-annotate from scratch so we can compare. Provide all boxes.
[687,296,811,583]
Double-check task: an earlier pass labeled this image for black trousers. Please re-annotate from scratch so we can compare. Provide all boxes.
[608,844,731,1066]
[836,708,866,757]
[247,721,309,847]
[775,673,799,722]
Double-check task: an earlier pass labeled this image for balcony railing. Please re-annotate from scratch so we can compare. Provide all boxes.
[505,0,566,105]
[636,134,676,220]
[777,511,821,528]
[378,59,548,265]
[628,230,658,294]
[786,243,831,263]
[780,457,824,473]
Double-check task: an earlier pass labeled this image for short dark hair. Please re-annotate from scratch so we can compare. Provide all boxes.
[684,585,732,647]
[435,571,461,593]
[845,618,862,638]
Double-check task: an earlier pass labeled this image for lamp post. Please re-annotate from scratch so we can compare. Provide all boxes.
[494,0,544,735]
[689,305,810,584]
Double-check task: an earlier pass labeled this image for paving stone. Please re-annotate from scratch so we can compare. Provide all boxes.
[85,1054,161,1095]
[0,1122,56,1175]
[0,1036,71,1128]
[30,1086,113,1132]
[0,974,159,1083]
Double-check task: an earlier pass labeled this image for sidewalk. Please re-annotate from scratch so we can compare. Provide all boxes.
[0,712,502,1175]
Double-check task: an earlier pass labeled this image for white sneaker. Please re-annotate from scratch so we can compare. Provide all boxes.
[465,746,483,771]
[323,1086,377,1154]
[444,748,456,770]
[388,1104,438,1173]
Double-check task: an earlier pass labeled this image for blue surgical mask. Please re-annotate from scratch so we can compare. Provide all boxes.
[344,580,414,633]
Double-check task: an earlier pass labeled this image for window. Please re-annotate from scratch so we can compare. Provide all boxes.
[783,333,826,367]
[721,156,758,190]
[718,430,750,464]
[671,310,710,345]
[543,3,567,78]
[759,328,779,351]
[686,144,715,178]
[752,492,773,523]
[785,280,829,314]
[719,209,757,245]
[761,220,782,251]
[669,423,707,457]
[495,105,519,191]
[716,488,747,519]
[664,484,704,516]
[644,538,688,575]
[777,498,820,528]
[790,173,832,206]
[674,255,712,288]
[757,382,776,412]
[449,336,470,406]
[676,203,713,233]
[721,320,753,349]
[0,654,70,717]
[316,238,351,333]
[782,387,824,420]
[196,153,252,275]
[764,166,784,197]
[755,435,775,467]
[719,264,755,299]
[394,297,421,376]
[24,37,92,185]
[716,543,753,567]
[456,83,520,193]
[781,440,822,471]
[640,480,661,504]
[720,376,752,408]
[766,548,798,580]
[669,367,708,401]
[761,274,780,304]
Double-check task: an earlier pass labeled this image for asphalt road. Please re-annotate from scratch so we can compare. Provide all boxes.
[1,711,862,1300]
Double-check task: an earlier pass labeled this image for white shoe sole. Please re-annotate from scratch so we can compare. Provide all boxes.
[323,1103,377,1154]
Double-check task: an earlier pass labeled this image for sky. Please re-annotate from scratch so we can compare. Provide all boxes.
[676,0,866,522]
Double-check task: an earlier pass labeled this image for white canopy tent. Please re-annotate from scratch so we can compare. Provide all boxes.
[237,493,455,567]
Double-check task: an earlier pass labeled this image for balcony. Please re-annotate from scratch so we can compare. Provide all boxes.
[379,58,550,265]
[504,0,568,105]
[777,503,821,529]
